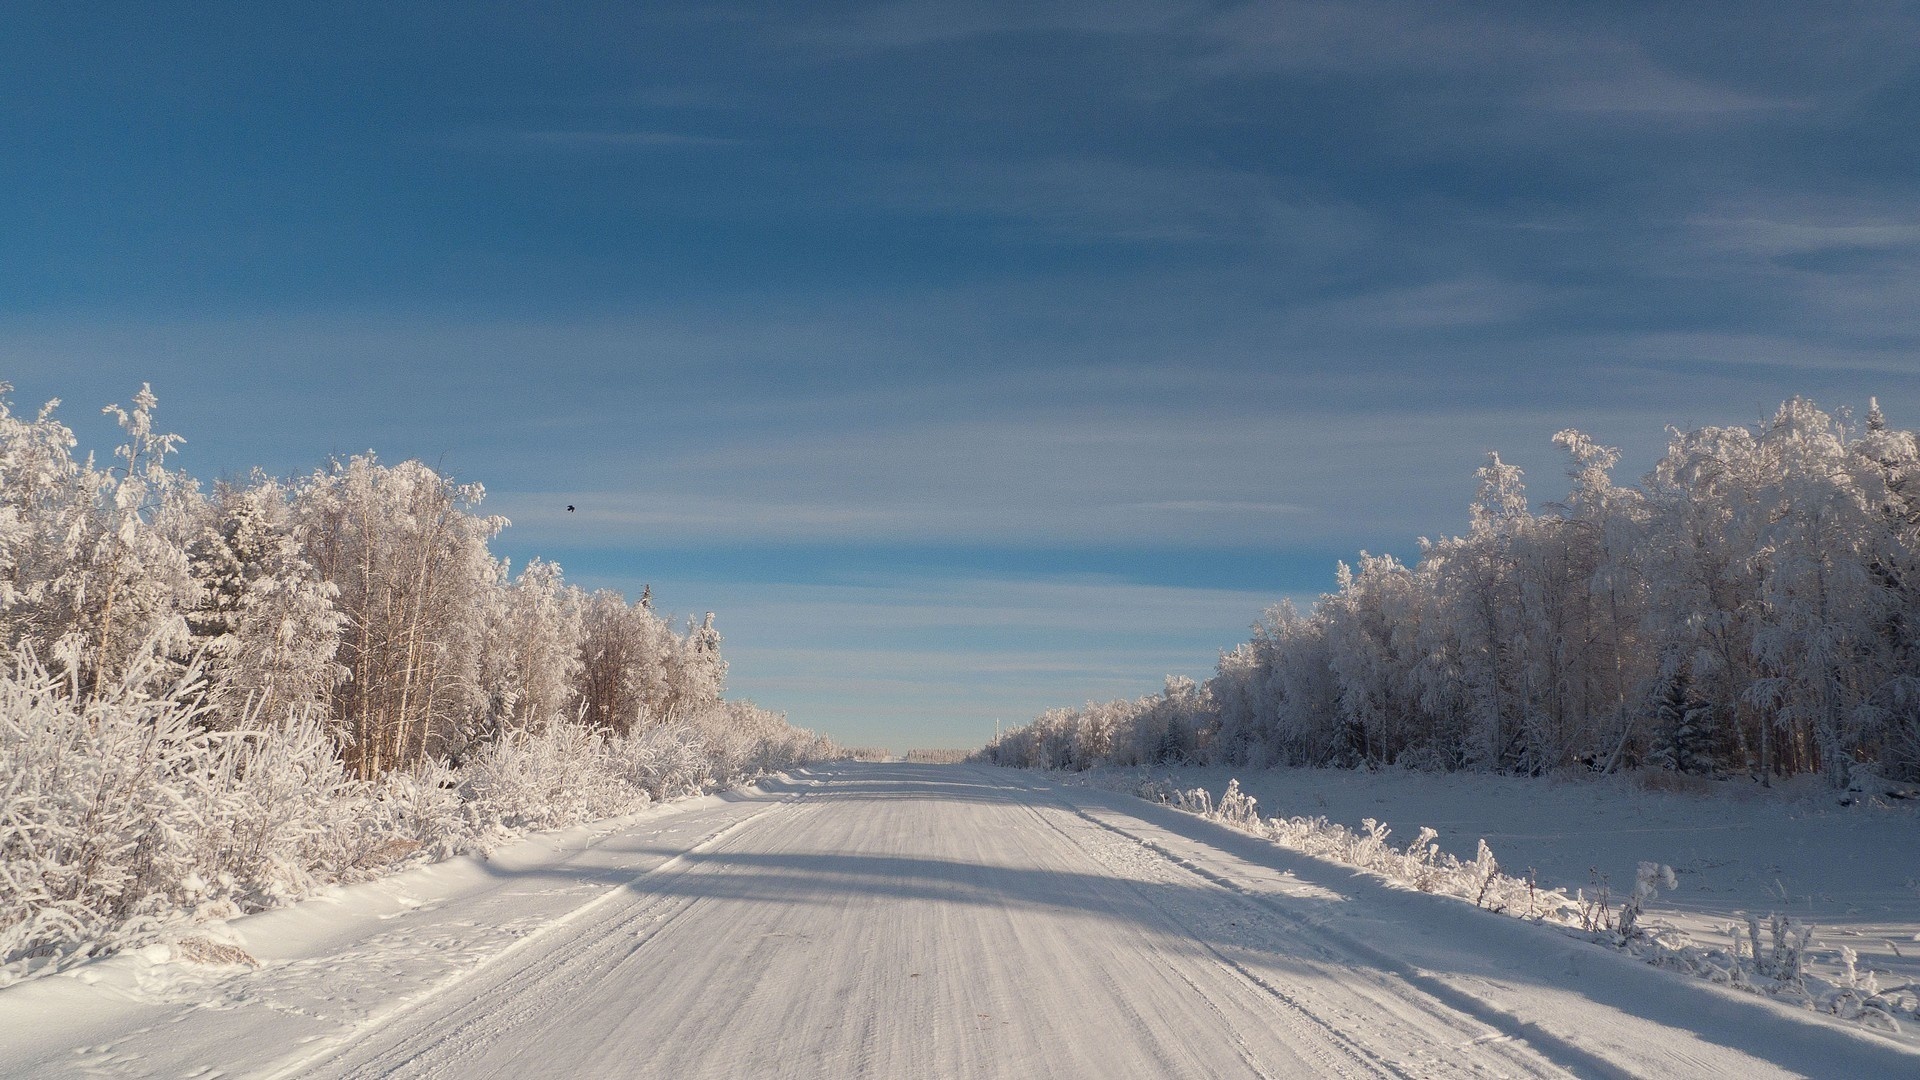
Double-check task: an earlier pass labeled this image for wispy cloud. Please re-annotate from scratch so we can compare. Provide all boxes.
[1535,69,1795,117]
[1286,276,1548,330]
[778,0,1198,54]
[1197,0,1806,124]
[1693,208,1920,259]
[496,128,741,149]
[861,156,1379,252]
[1131,500,1310,515]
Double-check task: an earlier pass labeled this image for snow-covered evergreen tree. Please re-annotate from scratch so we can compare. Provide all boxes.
[186,476,345,728]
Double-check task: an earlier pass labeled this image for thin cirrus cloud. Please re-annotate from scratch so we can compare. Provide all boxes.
[775,0,1196,54]
[1534,67,1797,117]
[1130,500,1310,516]
[480,396,1709,556]
[1189,0,1888,106]
[499,128,744,149]
[1690,204,1920,260]
[1597,333,1920,378]
[869,157,1378,251]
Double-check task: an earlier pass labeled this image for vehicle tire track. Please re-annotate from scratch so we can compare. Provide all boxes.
[268,794,804,1080]
[1036,786,1634,1079]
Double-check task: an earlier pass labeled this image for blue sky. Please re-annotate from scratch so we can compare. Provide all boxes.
[6,2,1919,748]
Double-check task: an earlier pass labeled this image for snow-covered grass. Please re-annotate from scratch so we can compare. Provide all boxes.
[0,653,833,989]
[1070,764,1920,1037]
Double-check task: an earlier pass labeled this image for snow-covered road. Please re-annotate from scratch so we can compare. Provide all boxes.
[5,764,1915,1078]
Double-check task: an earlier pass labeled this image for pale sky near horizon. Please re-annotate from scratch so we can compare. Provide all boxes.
[6,2,1919,748]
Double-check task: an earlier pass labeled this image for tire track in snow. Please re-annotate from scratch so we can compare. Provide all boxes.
[1009,795,1384,1080]
[261,792,804,1080]
[1014,788,1555,1079]
[1031,781,1643,1080]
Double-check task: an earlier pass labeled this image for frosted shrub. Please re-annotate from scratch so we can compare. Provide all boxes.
[0,656,187,976]
[1746,912,1813,983]
[1616,861,1678,941]
[351,757,466,867]
[688,700,832,779]
[2,682,833,986]
[1466,840,1503,911]
[610,701,832,798]
[461,723,625,833]
[1825,946,1906,1029]
[0,652,357,982]
[619,723,717,800]
[188,708,359,907]
[1138,777,1576,920]
[1214,779,1260,829]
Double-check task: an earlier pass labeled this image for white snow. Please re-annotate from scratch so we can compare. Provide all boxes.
[1075,764,1920,1015]
[4,763,1917,1078]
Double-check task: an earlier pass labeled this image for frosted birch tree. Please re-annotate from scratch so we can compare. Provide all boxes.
[473,558,585,747]
[293,455,502,779]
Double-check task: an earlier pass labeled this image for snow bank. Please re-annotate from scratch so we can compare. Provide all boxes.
[0,653,831,989]
[1086,765,1920,1039]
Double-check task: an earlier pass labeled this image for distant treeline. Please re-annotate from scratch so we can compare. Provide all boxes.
[903,748,971,763]
[982,398,1920,787]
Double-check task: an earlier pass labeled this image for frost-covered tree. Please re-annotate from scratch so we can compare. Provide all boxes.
[292,455,503,779]
[473,559,585,748]
[58,387,200,695]
[1848,399,1920,780]
[659,612,727,726]
[1322,553,1425,765]
[186,476,344,728]
[1413,454,1538,770]
[1545,430,1649,771]
[1739,401,1879,783]
[0,387,96,666]
[575,588,676,736]
[997,396,1920,786]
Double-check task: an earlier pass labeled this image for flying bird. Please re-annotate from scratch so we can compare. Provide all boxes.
[566,505,575,513]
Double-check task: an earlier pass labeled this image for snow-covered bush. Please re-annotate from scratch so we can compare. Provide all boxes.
[459,722,628,834]
[352,757,465,866]
[0,651,833,987]
[1615,861,1678,940]
[1143,777,1577,920]
[0,651,356,982]
[616,722,718,800]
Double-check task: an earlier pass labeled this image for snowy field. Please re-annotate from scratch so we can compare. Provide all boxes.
[3,763,1916,1078]
[1068,765,1920,1028]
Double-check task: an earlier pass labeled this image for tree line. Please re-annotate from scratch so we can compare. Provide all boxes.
[0,383,806,778]
[983,397,1920,788]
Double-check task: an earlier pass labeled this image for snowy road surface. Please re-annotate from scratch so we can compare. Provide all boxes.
[4,764,1916,1078]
